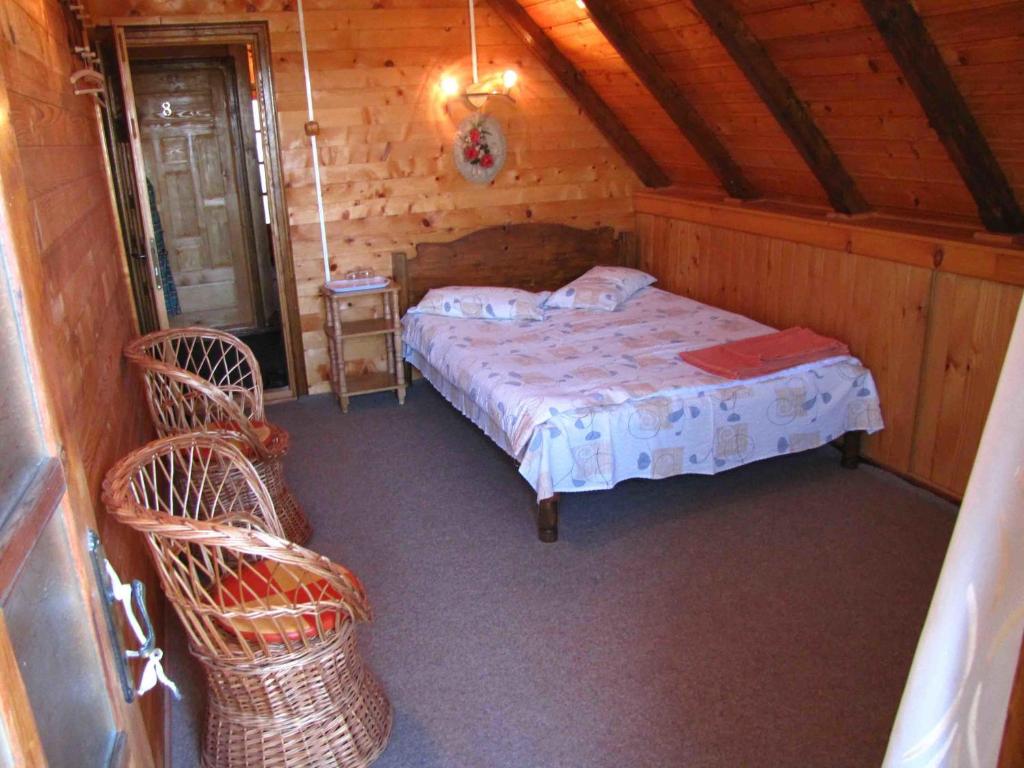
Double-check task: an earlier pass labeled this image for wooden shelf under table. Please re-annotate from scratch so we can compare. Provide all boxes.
[322,280,406,412]
[330,318,399,338]
[345,371,403,396]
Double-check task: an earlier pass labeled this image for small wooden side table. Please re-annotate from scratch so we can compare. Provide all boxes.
[322,281,406,413]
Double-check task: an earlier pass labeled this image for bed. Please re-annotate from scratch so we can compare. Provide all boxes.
[392,223,884,542]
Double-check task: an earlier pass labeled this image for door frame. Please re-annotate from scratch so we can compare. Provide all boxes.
[114,21,307,396]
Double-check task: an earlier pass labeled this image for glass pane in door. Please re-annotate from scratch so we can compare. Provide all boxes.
[0,248,46,526]
[3,513,120,766]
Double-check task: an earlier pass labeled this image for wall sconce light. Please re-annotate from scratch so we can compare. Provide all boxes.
[442,68,518,109]
[441,0,518,110]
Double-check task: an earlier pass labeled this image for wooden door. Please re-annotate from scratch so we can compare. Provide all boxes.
[133,59,262,330]
[0,171,156,767]
[0,267,156,766]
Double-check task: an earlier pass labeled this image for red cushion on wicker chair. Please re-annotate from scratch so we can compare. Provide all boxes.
[215,559,347,643]
[207,419,275,456]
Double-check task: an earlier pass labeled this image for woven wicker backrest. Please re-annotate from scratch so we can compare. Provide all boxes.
[103,434,370,659]
[126,328,264,421]
[116,432,283,532]
[125,341,271,459]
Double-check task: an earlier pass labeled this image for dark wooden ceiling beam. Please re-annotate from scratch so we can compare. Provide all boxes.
[486,0,670,188]
[860,0,1024,233]
[582,0,757,199]
[691,0,870,215]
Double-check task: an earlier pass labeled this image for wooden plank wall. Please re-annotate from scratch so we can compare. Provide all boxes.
[89,0,640,393]
[0,0,161,757]
[636,190,1023,499]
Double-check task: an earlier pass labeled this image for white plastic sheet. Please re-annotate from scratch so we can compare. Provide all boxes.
[885,296,1024,767]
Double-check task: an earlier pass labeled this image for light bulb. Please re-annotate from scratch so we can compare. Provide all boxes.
[502,69,518,90]
[441,75,460,97]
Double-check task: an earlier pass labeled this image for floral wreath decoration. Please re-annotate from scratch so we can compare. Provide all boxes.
[454,114,506,184]
[463,122,495,168]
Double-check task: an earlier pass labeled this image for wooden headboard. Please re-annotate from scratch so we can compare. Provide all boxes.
[391,223,637,312]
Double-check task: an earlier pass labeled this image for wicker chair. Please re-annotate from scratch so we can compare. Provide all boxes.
[103,433,392,768]
[124,328,312,544]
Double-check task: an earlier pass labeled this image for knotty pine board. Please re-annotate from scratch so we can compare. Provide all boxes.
[911,273,1023,496]
[88,0,640,392]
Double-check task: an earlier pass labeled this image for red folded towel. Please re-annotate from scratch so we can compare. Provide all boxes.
[679,327,850,379]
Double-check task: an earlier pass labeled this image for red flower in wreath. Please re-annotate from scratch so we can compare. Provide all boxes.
[461,118,494,168]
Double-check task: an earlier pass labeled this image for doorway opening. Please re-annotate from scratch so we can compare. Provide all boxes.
[132,45,288,388]
[96,24,304,396]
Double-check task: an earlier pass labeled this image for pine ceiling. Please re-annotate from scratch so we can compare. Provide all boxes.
[501,0,1024,231]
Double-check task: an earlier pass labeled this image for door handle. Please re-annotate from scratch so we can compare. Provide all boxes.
[88,529,134,702]
[87,530,179,703]
[126,579,155,658]
[148,238,162,290]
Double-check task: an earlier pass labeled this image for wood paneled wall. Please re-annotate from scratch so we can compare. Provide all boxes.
[636,190,1023,498]
[89,0,641,393]
[0,0,160,757]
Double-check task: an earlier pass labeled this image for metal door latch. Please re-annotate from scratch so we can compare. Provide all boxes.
[87,530,180,703]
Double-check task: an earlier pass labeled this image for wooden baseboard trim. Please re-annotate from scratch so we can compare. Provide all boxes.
[851,449,963,506]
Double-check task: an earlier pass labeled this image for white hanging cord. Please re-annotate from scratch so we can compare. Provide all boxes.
[468,0,479,84]
[297,0,332,284]
[105,561,181,700]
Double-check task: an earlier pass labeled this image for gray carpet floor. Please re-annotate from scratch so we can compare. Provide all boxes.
[168,382,957,767]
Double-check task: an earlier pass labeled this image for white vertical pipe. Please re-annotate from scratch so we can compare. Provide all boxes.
[468,0,479,84]
[297,0,331,284]
[884,293,1024,767]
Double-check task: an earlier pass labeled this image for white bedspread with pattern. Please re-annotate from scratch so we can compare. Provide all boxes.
[402,287,884,500]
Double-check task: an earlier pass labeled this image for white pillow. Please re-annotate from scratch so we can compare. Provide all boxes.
[544,266,656,311]
[408,286,550,321]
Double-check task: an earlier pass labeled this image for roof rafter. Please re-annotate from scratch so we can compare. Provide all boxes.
[860,0,1024,233]
[486,0,671,188]
[691,0,870,215]
[581,0,757,200]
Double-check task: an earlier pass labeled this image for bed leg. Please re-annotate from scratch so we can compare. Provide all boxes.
[841,431,862,469]
[537,495,559,543]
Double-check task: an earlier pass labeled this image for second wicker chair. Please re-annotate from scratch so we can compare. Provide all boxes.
[124,327,312,544]
[103,433,392,767]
